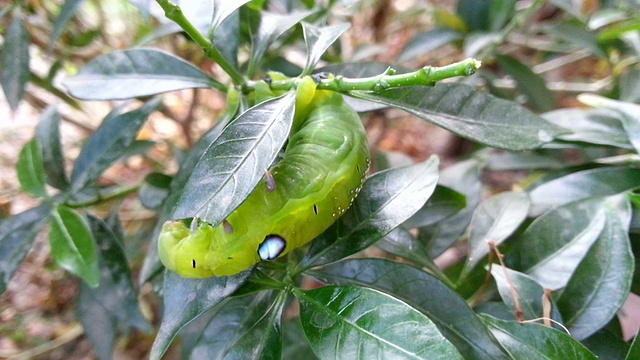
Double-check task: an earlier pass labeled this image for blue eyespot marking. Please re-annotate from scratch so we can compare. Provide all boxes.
[258,234,286,261]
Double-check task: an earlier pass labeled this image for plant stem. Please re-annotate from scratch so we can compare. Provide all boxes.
[155,0,244,86]
[66,184,140,208]
[261,58,481,94]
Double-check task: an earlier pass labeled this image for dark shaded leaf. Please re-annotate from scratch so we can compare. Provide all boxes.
[295,285,463,359]
[556,196,634,340]
[349,83,567,150]
[76,284,117,360]
[457,0,489,31]
[63,50,221,100]
[300,156,439,270]
[173,93,296,223]
[479,315,597,359]
[628,330,640,360]
[17,138,47,198]
[582,329,630,360]
[185,291,285,359]
[150,270,251,360]
[283,316,317,360]
[0,9,30,112]
[375,227,441,276]
[49,0,84,53]
[301,22,350,76]
[311,259,509,360]
[0,205,51,294]
[49,205,99,287]
[212,8,240,69]
[139,173,173,211]
[528,167,640,216]
[463,192,529,277]
[403,185,466,229]
[70,99,160,193]
[211,0,251,32]
[495,55,555,112]
[398,28,463,62]
[35,107,69,190]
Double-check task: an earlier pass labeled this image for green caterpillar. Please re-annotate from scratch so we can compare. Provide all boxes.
[158,77,370,278]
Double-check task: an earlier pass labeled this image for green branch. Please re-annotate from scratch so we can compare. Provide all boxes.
[66,184,140,208]
[155,0,244,86]
[260,58,481,94]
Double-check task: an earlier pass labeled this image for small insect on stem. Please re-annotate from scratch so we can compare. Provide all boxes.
[190,217,199,233]
[264,170,276,192]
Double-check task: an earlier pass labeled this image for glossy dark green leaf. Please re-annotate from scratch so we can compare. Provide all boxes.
[173,93,295,223]
[543,108,631,148]
[403,185,466,229]
[300,156,439,270]
[301,22,350,76]
[0,9,30,112]
[185,291,285,359]
[506,197,607,290]
[35,107,69,190]
[283,316,317,360]
[295,285,463,359]
[76,283,117,360]
[247,10,313,77]
[582,329,630,360]
[310,259,509,360]
[556,196,634,340]
[49,0,84,53]
[479,315,597,359]
[627,330,640,360]
[139,112,233,284]
[49,205,99,287]
[150,270,251,360]
[495,55,555,112]
[490,267,561,323]
[17,138,47,198]
[63,50,221,100]
[463,192,530,277]
[528,167,640,216]
[212,8,240,69]
[542,23,607,58]
[85,215,151,332]
[139,173,173,211]
[375,227,441,276]
[419,159,481,258]
[398,28,463,62]
[0,205,51,294]
[350,83,566,150]
[578,93,640,154]
[70,99,160,193]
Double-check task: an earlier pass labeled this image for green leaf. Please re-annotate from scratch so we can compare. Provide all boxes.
[457,0,490,31]
[578,93,640,154]
[543,108,631,148]
[490,267,561,322]
[556,196,634,340]
[349,83,567,150]
[0,9,30,112]
[49,0,84,54]
[486,152,564,171]
[84,215,151,332]
[628,330,640,360]
[495,55,555,112]
[70,99,160,193]
[211,8,240,69]
[49,205,100,287]
[35,107,69,190]
[17,138,47,198]
[419,159,481,258]
[0,205,51,295]
[139,173,173,211]
[506,197,607,290]
[528,167,640,216]
[247,10,313,77]
[375,227,441,276]
[479,315,597,359]
[398,28,463,62]
[403,185,466,229]
[182,291,285,359]
[63,49,222,100]
[463,192,530,277]
[300,156,440,270]
[295,285,464,360]
[542,23,607,58]
[310,259,509,360]
[283,316,318,360]
[173,92,296,223]
[150,270,251,360]
[76,283,117,360]
[301,22,350,76]
[211,0,251,33]
[582,329,630,360]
